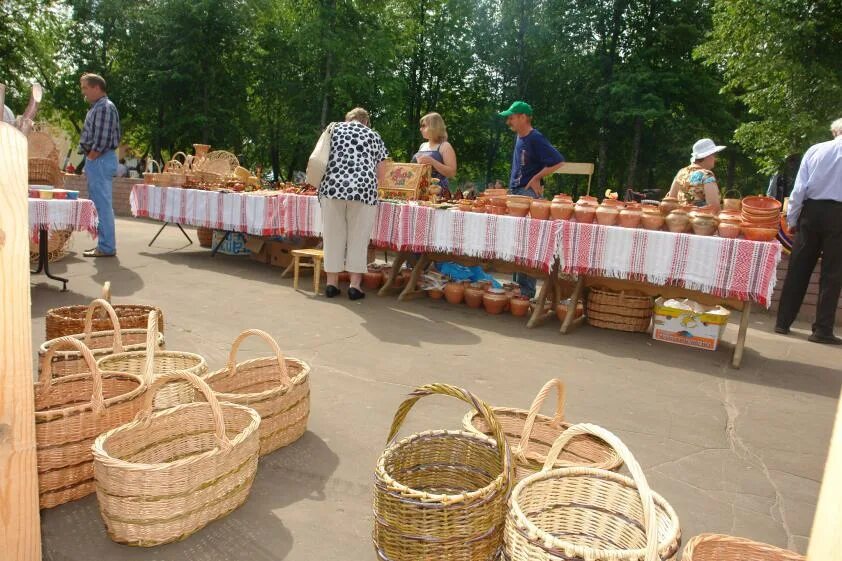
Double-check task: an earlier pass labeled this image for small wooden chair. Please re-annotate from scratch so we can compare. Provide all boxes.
[288,248,324,294]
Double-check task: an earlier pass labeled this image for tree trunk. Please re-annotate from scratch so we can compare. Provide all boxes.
[625,116,643,189]
[406,0,427,156]
[516,0,528,97]
[319,51,333,130]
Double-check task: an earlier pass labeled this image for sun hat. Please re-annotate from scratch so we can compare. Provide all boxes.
[691,138,726,161]
[499,101,533,117]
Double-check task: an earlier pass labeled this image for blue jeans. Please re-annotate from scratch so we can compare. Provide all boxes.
[84,150,118,253]
[510,185,540,297]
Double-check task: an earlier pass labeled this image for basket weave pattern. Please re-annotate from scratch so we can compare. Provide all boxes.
[46,286,164,340]
[681,533,804,561]
[586,287,653,332]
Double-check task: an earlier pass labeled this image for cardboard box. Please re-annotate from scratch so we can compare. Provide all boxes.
[267,242,295,269]
[652,298,730,351]
[211,231,250,256]
[246,237,270,264]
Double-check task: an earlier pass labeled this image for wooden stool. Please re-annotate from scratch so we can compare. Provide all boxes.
[288,249,324,294]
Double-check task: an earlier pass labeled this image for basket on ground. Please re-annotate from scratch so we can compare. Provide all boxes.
[97,311,205,409]
[92,371,261,546]
[462,378,622,481]
[373,383,512,561]
[586,286,653,332]
[203,329,310,456]
[39,298,165,377]
[682,533,804,561]
[505,423,681,561]
[35,337,146,509]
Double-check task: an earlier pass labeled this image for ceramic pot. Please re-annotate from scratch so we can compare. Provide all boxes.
[691,215,718,236]
[718,221,741,239]
[618,207,642,228]
[510,296,531,317]
[665,208,691,233]
[551,197,575,220]
[443,282,465,304]
[595,204,620,226]
[530,199,551,220]
[556,302,585,322]
[483,291,509,314]
[641,213,665,231]
[362,271,383,290]
[660,197,680,216]
[429,288,444,300]
[574,205,596,223]
[464,285,484,308]
[577,195,598,206]
[507,201,531,217]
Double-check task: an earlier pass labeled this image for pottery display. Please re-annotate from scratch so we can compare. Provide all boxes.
[742,225,779,242]
[510,296,531,317]
[556,301,585,322]
[574,197,598,223]
[464,284,484,308]
[718,221,741,238]
[483,290,509,315]
[362,270,383,290]
[443,282,465,304]
[429,288,444,300]
[618,205,642,228]
[691,214,718,236]
[641,212,665,231]
[529,199,551,220]
[507,200,531,217]
[595,204,620,226]
[551,195,575,220]
[722,190,742,211]
[665,207,691,233]
[659,197,679,216]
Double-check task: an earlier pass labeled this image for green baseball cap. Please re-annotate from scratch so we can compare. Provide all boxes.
[499,101,533,117]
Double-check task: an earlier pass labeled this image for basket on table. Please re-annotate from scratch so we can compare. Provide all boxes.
[505,423,681,561]
[97,311,205,410]
[39,298,165,377]
[462,378,622,481]
[586,286,653,333]
[682,533,804,561]
[29,157,63,187]
[45,284,164,340]
[35,337,146,509]
[203,329,311,456]
[373,383,512,561]
[92,371,261,546]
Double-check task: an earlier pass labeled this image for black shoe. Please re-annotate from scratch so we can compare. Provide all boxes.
[774,325,790,335]
[325,285,341,298]
[348,287,365,301]
[808,333,842,345]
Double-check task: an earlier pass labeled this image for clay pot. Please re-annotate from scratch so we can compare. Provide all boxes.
[577,195,598,206]
[601,198,625,208]
[641,213,665,231]
[574,205,596,223]
[429,288,444,300]
[510,296,531,317]
[595,204,620,226]
[618,207,642,228]
[718,221,741,239]
[551,196,575,220]
[443,282,465,304]
[362,270,383,290]
[691,215,718,236]
[483,291,509,315]
[484,188,508,198]
[507,201,531,217]
[530,199,552,220]
[665,208,691,233]
[660,197,680,216]
[464,285,484,308]
[556,302,585,322]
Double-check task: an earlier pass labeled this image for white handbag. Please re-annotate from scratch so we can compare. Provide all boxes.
[305,122,337,187]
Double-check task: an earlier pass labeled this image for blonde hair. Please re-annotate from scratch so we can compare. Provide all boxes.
[420,112,448,142]
[831,118,842,136]
[345,107,370,125]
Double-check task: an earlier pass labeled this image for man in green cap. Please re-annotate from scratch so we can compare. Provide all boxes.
[499,100,564,297]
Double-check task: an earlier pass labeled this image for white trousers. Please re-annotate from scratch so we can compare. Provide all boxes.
[320,197,377,273]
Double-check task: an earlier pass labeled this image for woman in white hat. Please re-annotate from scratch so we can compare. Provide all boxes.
[666,138,726,212]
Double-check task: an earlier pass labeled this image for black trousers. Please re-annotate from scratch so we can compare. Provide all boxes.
[777,199,842,334]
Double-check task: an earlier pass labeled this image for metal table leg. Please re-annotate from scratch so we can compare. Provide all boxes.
[148,222,193,247]
[210,230,231,257]
[30,227,68,291]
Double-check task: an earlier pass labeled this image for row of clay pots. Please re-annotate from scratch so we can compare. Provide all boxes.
[440,282,531,316]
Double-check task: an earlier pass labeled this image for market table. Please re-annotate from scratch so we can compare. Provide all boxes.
[29,197,98,291]
[555,220,782,368]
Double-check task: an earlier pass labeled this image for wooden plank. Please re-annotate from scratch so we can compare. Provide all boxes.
[808,386,842,561]
[0,122,42,560]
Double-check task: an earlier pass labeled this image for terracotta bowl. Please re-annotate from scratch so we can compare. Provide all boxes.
[429,288,444,300]
[742,196,782,213]
[464,286,484,308]
[483,292,509,315]
[741,226,779,242]
[507,201,531,217]
[641,214,665,231]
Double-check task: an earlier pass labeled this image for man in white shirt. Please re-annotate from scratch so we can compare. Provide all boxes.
[776,118,842,344]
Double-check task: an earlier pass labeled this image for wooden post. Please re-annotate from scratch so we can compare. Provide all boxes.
[807,386,842,560]
[0,122,42,560]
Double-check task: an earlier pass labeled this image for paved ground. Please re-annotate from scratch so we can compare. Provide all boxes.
[31,217,840,560]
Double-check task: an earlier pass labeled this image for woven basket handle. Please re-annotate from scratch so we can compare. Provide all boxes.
[515,378,566,463]
[101,281,112,302]
[139,370,233,453]
[141,310,161,383]
[543,423,659,561]
[227,329,290,383]
[722,189,741,199]
[387,383,511,486]
[38,336,105,413]
[82,298,124,352]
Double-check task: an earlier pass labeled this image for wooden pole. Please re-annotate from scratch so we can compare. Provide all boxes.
[807,386,842,560]
[0,122,42,560]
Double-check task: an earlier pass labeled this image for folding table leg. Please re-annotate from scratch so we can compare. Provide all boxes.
[731,301,751,369]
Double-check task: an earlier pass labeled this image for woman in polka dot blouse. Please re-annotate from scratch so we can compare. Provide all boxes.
[320,107,389,300]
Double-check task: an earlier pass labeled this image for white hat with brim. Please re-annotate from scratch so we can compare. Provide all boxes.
[691,138,726,161]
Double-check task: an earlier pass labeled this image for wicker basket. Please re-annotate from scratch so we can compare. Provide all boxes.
[682,534,804,561]
[505,423,681,561]
[462,379,622,481]
[92,371,261,546]
[373,383,512,561]
[586,286,653,333]
[197,227,214,248]
[97,311,205,410]
[39,298,165,377]
[46,286,164,340]
[35,337,146,509]
[29,156,63,187]
[29,228,72,264]
[203,329,311,456]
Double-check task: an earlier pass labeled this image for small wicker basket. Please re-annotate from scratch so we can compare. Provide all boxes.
[682,533,804,561]
[92,371,261,546]
[35,337,146,509]
[373,383,512,561]
[505,423,681,561]
[97,311,205,410]
[586,286,653,332]
[203,329,311,456]
[462,379,622,481]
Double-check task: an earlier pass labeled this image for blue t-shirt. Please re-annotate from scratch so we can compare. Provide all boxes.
[509,129,564,191]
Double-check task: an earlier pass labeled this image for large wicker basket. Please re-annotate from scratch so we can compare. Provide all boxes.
[462,378,622,481]
[505,423,681,561]
[97,311,205,410]
[92,371,261,546]
[682,534,804,561]
[29,229,72,264]
[203,329,310,456]
[35,337,146,509]
[586,286,653,332]
[39,298,165,377]
[29,156,63,187]
[373,383,512,561]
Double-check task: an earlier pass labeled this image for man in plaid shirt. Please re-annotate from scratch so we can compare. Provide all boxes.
[79,73,121,257]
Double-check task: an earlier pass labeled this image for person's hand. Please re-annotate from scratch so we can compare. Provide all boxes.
[87,150,101,160]
[526,176,544,196]
[415,155,435,166]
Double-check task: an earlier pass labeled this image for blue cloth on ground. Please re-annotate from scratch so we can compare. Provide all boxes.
[436,262,502,288]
